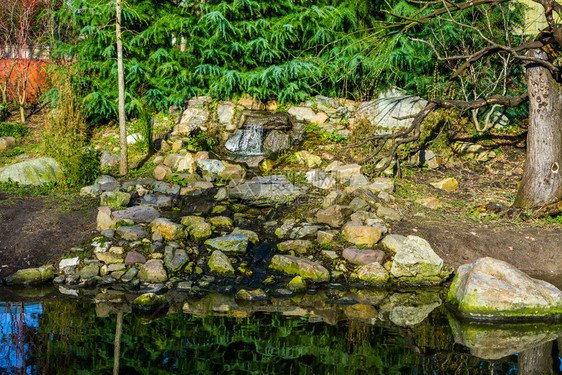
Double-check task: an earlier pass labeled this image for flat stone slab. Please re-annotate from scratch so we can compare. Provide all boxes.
[270,254,330,282]
[112,206,161,223]
[205,234,248,254]
[228,175,304,206]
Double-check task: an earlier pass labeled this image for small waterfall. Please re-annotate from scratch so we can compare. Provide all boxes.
[225,123,264,156]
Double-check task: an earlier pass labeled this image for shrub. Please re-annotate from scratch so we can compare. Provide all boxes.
[0,122,29,138]
[42,76,100,187]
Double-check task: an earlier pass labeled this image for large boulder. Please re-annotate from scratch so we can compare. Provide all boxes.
[4,265,55,285]
[341,222,383,247]
[0,158,63,185]
[447,257,562,320]
[228,175,304,206]
[354,90,427,132]
[269,254,330,282]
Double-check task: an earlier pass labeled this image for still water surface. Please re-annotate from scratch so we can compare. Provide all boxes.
[0,287,561,374]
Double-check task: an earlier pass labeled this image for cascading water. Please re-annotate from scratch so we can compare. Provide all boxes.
[225,123,264,156]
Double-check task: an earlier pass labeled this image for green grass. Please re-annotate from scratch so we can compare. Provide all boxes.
[0,122,29,138]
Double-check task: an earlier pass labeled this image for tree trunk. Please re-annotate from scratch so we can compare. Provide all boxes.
[116,0,128,176]
[514,49,562,207]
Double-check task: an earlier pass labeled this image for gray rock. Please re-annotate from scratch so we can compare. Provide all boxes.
[78,263,100,279]
[80,184,102,197]
[228,175,304,206]
[329,164,362,182]
[263,130,291,154]
[275,222,321,240]
[164,248,188,272]
[113,206,161,223]
[288,106,316,122]
[175,106,210,134]
[197,159,226,179]
[121,267,138,282]
[116,225,147,241]
[138,259,168,283]
[322,190,346,209]
[381,234,406,252]
[348,175,370,188]
[305,170,336,190]
[448,257,562,320]
[408,149,443,169]
[355,91,427,132]
[217,102,236,126]
[377,206,401,221]
[367,177,394,194]
[59,257,80,270]
[140,194,173,208]
[208,250,235,275]
[389,293,442,327]
[316,205,352,228]
[390,236,443,278]
[231,229,259,245]
[205,234,248,254]
[100,151,120,169]
[342,247,385,265]
[349,197,370,212]
[153,181,181,195]
[0,158,63,185]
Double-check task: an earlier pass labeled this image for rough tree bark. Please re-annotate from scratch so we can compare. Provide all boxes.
[514,49,562,207]
[116,0,128,176]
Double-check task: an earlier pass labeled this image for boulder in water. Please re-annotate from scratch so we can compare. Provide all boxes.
[447,257,562,320]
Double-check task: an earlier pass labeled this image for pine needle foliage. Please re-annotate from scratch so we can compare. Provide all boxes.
[53,0,383,124]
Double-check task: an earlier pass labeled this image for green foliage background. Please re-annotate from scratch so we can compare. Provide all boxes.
[52,0,528,125]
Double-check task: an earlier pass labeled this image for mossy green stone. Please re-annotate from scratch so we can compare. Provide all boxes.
[269,254,329,282]
[4,265,55,285]
[208,250,234,275]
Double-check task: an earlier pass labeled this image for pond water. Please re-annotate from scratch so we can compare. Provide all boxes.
[1,287,561,374]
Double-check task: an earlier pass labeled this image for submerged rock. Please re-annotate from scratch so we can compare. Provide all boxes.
[447,257,562,320]
[235,289,268,302]
[4,265,55,286]
[205,234,249,254]
[132,293,167,312]
[269,254,330,282]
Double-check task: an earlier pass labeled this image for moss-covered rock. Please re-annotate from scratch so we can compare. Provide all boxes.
[350,262,389,285]
[150,218,186,241]
[205,234,248,254]
[287,276,307,292]
[269,254,330,282]
[0,158,63,185]
[447,257,562,320]
[208,250,235,275]
[4,265,55,286]
[132,293,167,312]
[100,191,131,209]
[181,216,212,243]
[390,236,443,278]
[137,259,168,283]
[277,240,313,255]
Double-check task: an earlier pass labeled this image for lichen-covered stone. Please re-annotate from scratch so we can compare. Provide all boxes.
[138,259,168,283]
[390,236,443,278]
[231,229,259,245]
[350,262,389,285]
[205,234,248,254]
[181,216,213,243]
[100,191,131,209]
[270,254,330,282]
[287,276,307,292]
[116,225,147,241]
[447,257,562,320]
[430,177,459,192]
[208,250,234,275]
[209,216,233,229]
[149,218,186,241]
[132,293,167,312]
[0,158,63,185]
[277,240,313,255]
[4,265,55,285]
[235,289,268,302]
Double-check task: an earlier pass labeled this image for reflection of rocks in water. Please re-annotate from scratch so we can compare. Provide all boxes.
[380,291,442,327]
[449,315,562,360]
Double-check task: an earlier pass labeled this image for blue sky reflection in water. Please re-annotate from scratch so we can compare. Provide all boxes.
[0,298,559,374]
[0,302,42,375]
